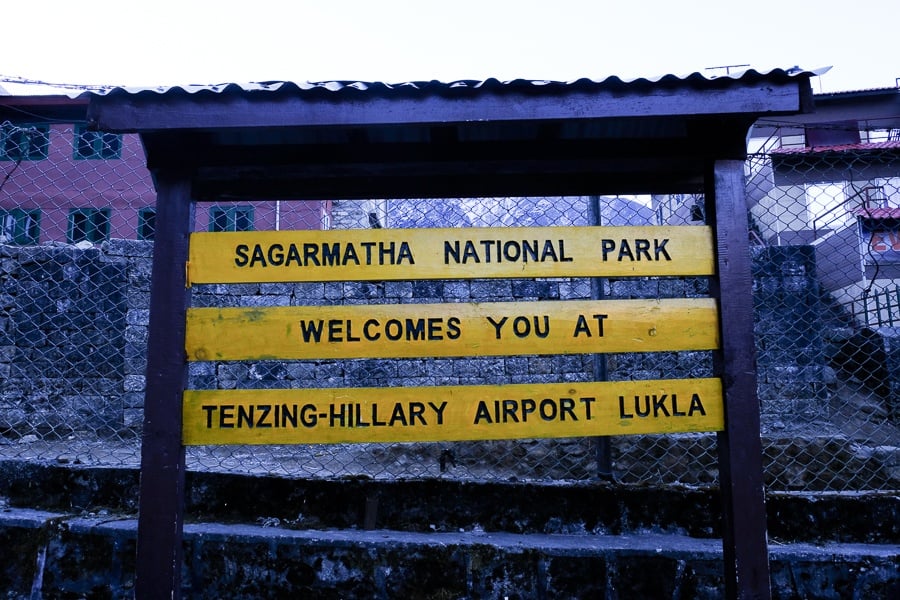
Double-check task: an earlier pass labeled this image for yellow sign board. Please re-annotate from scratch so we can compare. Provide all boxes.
[187,226,715,283]
[185,298,719,361]
[183,378,723,444]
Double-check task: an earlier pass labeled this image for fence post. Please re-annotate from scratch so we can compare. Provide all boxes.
[708,159,772,599]
[589,195,613,480]
[135,172,193,599]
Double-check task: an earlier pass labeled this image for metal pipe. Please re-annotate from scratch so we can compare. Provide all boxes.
[590,195,614,481]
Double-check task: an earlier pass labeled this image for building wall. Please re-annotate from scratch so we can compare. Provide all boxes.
[0,126,154,242]
[1,125,330,242]
[751,185,809,244]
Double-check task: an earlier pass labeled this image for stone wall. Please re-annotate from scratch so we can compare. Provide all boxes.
[3,239,899,488]
[752,245,838,428]
[0,241,151,437]
[1,240,885,438]
[872,327,900,422]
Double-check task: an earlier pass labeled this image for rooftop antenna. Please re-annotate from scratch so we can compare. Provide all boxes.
[705,64,751,76]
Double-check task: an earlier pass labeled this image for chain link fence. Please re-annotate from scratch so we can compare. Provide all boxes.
[746,129,900,491]
[1,122,897,491]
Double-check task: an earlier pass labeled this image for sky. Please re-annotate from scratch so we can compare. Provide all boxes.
[3,0,899,93]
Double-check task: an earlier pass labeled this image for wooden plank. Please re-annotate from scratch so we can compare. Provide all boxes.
[188,168,710,202]
[188,226,715,283]
[183,378,723,445]
[709,160,772,599]
[185,298,720,361]
[135,174,193,599]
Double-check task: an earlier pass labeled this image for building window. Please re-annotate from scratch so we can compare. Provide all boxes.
[68,208,110,243]
[0,123,51,161]
[138,208,156,240]
[74,125,122,159]
[806,183,848,229]
[0,209,40,245]
[209,206,253,232]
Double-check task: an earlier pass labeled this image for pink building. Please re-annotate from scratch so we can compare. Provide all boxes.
[1,89,329,244]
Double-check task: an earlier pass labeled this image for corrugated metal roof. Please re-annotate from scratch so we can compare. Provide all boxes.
[2,67,826,108]
[815,86,900,98]
[80,66,819,199]
[857,207,900,219]
[771,140,900,155]
[82,66,827,99]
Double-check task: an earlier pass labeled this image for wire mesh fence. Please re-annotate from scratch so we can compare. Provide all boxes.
[1,122,897,491]
[745,134,900,491]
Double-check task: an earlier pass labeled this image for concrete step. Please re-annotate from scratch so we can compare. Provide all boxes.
[2,460,898,545]
[1,508,898,599]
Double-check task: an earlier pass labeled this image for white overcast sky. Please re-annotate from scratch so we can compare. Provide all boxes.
[3,0,899,93]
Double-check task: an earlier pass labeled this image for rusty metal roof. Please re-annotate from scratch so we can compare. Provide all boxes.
[771,140,900,155]
[857,207,900,219]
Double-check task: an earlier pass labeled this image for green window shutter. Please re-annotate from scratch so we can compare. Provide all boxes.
[138,208,156,240]
[0,209,41,245]
[1,123,50,161]
[74,125,123,160]
[234,207,254,231]
[209,206,254,232]
[68,208,111,243]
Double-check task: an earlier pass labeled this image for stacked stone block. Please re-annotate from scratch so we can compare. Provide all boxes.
[877,328,900,422]
[104,240,154,430]
[0,243,128,437]
[751,245,835,427]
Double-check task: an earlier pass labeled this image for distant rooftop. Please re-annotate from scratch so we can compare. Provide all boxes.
[770,141,900,155]
[815,85,900,98]
[857,207,900,219]
[0,76,114,98]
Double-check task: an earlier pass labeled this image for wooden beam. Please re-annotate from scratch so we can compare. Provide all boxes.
[88,80,806,133]
[708,160,771,599]
[135,173,193,599]
[139,127,751,170]
[188,168,707,200]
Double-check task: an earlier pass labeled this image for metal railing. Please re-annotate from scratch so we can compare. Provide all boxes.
[812,184,886,240]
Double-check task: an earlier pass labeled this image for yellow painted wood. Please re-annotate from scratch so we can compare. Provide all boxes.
[183,378,723,445]
[188,226,714,283]
[185,298,719,361]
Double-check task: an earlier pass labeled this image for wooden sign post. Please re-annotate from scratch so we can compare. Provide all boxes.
[709,160,770,599]
[174,207,763,599]
[138,204,765,599]
[88,69,816,599]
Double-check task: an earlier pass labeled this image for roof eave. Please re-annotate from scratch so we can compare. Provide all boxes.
[87,76,814,133]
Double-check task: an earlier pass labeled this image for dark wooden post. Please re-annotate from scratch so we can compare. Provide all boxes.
[135,173,193,599]
[708,160,771,599]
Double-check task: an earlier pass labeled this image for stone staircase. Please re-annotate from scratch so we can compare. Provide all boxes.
[0,460,897,598]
